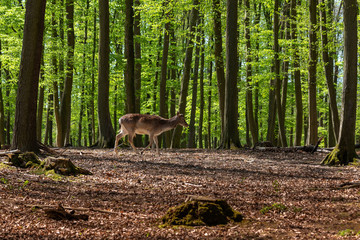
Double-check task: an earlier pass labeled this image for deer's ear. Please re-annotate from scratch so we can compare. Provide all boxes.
[177,111,180,115]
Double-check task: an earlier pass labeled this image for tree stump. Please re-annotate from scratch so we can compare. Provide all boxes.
[7,152,41,168]
[161,195,243,226]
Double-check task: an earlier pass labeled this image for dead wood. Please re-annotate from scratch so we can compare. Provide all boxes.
[27,204,119,215]
[43,204,89,221]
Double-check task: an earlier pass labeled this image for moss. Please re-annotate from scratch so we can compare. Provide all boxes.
[8,152,41,168]
[321,145,358,166]
[161,198,243,227]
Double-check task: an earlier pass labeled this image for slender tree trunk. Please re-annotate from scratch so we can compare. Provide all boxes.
[212,0,226,145]
[274,0,287,147]
[0,41,5,146]
[207,60,213,149]
[291,0,303,146]
[187,23,201,148]
[125,0,136,113]
[12,0,46,152]
[37,85,44,142]
[223,0,241,149]
[307,0,318,145]
[198,32,205,149]
[171,0,199,148]
[244,0,258,146]
[159,1,171,147]
[320,0,339,143]
[98,0,115,148]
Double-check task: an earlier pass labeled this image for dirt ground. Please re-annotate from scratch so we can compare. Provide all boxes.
[1,148,360,239]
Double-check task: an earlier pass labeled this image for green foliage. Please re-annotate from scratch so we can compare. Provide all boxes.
[260,203,287,214]
[0,0,350,148]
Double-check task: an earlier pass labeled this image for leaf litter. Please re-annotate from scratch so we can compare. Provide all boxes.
[1,148,360,239]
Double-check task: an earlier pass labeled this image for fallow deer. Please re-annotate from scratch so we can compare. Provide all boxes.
[114,112,188,154]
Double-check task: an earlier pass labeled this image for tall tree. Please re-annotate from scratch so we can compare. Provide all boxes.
[125,0,136,113]
[98,0,115,148]
[244,0,258,146]
[274,0,287,147]
[134,0,141,114]
[212,0,225,145]
[159,0,171,147]
[322,0,358,165]
[307,0,318,145]
[222,0,241,149]
[171,0,199,148]
[320,0,339,143]
[291,0,303,146]
[187,20,201,148]
[12,0,46,152]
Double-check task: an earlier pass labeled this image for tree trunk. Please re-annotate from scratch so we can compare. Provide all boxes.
[124,0,136,113]
[171,0,199,148]
[212,0,225,146]
[307,0,318,145]
[187,23,201,148]
[12,0,46,152]
[320,0,339,143]
[207,60,213,149]
[244,0,258,147]
[291,0,303,146]
[322,0,358,165]
[159,1,171,147]
[274,0,287,147]
[98,0,115,148]
[223,0,241,149]
[198,32,205,149]
[0,41,5,146]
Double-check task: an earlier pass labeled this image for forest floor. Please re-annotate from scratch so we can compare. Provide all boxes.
[1,147,360,239]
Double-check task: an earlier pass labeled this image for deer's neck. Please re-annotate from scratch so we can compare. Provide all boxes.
[166,116,179,129]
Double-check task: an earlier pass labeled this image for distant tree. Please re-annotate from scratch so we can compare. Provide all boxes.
[12,0,46,152]
[322,0,358,165]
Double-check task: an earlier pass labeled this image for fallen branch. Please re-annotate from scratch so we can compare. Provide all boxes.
[27,204,119,215]
[335,182,360,189]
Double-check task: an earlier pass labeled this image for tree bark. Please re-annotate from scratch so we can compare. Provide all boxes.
[171,0,199,148]
[187,22,201,148]
[12,0,46,152]
[222,0,241,149]
[320,0,339,143]
[125,0,136,113]
[212,0,226,145]
[274,0,287,147]
[244,0,258,146]
[307,0,318,145]
[322,0,358,165]
[291,0,303,146]
[98,0,115,148]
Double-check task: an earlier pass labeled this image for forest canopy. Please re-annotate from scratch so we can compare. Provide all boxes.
[0,0,356,151]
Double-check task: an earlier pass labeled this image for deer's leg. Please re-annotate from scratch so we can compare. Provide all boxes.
[141,134,154,154]
[114,131,127,153]
[153,135,160,155]
[128,133,138,152]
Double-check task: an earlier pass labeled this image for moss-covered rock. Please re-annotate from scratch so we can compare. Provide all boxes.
[161,196,243,227]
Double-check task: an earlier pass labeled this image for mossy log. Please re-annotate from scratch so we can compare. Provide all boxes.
[43,157,92,176]
[161,195,243,226]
